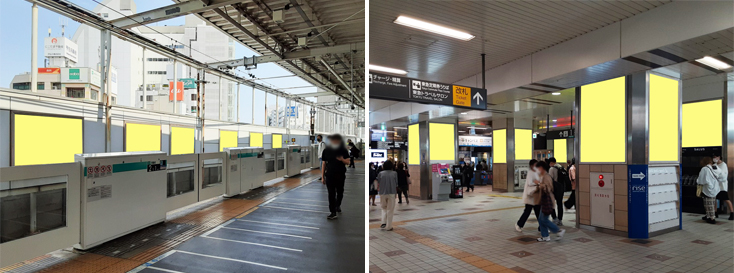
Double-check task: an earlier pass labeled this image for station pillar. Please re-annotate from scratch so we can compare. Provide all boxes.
[491,117,533,192]
[408,117,458,200]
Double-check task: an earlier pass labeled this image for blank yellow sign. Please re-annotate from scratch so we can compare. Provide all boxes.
[408,124,420,165]
[14,114,83,166]
[515,129,532,160]
[171,127,195,155]
[494,129,506,163]
[649,74,679,162]
[126,123,161,152]
[554,139,567,163]
[580,77,626,163]
[250,132,263,147]
[683,100,721,147]
[219,130,238,152]
[272,134,283,148]
[429,123,455,161]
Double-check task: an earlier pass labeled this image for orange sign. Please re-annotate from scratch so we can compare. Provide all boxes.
[452,85,471,107]
[38,68,60,74]
[169,81,183,101]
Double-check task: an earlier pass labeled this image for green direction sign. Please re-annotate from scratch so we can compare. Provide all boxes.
[179,78,196,89]
[69,68,80,80]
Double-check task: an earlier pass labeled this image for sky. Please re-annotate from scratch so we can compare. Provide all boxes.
[0,0,319,100]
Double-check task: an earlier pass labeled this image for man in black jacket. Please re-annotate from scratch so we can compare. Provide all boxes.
[322,134,351,220]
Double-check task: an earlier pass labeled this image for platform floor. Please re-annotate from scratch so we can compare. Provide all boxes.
[369,185,734,273]
[1,162,364,273]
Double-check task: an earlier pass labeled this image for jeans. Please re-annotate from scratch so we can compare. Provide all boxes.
[538,211,560,237]
[380,194,396,229]
[516,204,540,228]
[397,186,409,203]
[326,176,345,213]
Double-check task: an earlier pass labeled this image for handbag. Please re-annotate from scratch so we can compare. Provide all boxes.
[540,190,554,215]
[696,185,703,198]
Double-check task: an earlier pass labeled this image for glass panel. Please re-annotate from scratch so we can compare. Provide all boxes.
[167,169,195,197]
[202,165,223,188]
[0,194,31,243]
[266,160,275,173]
[35,189,66,233]
[0,183,67,243]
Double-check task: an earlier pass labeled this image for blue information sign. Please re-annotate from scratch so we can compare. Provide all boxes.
[628,164,648,239]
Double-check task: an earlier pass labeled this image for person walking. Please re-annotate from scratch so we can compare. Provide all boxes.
[516,159,540,232]
[376,160,398,231]
[348,142,359,168]
[397,162,411,204]
[698,157,721,224]
[317,135,326,181]
[547,157,565,226]
[461,161,474,192]
[321,134,351,220]
[712,154,733,220]
[535,161,566,241]
[565,159,576,210]
[369,162,378,206]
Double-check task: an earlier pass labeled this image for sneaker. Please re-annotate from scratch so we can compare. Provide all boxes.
[380,224,386,229]
[706,218,717,224]
[398,201,402,204]
[536,237,551,242]
[515,224,523,233]
[371,203,377,206]
[555,229,566,240]
[327,213,338,220]
[702,216,709,221]
[385,227,393,231]
[557,221,564,226]
[337,207,342,213]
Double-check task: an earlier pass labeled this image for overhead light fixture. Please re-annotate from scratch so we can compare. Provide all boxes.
[552,119,557,122]
[552,92,561,95]
[394,127,407,129]
[458,131,466,132]
[695,56,732,70]
[369,64,407,75]
[394,16,475,41]
[460,112,468,115]
[473,127,487,130]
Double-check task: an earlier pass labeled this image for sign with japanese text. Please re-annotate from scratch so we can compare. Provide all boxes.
[459,135,492,147]
[169,81,183,101]
[369,72,486,110]
[179,78,196,89]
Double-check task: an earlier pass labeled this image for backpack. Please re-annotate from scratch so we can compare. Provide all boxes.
[555,165,571,191]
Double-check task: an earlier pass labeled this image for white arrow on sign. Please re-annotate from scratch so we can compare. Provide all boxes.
[632,172,645,180]
[473,92,484,104]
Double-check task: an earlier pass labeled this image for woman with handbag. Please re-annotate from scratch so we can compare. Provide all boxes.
[534,161,566,242]
[697,157,720,224]
[397,162,411,204]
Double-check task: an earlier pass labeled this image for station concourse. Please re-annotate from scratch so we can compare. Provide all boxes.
[368,1,734,272]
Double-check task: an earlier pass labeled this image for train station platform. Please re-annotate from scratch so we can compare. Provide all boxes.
[2,163,365,273]
[368,185,734,273]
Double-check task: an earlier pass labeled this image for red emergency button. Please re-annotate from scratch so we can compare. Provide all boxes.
[599,174,604,179]
[598,180,605,187]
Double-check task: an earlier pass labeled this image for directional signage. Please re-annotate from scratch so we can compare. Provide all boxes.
[369,72,487,110]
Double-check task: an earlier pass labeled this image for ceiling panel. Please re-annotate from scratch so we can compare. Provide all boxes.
[369,0,671,83]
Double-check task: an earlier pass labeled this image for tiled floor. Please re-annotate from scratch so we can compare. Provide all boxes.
[369,186,734,273]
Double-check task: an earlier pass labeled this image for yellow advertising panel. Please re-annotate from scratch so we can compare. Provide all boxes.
[580,76,626,163]
[515,129,532,160]
[408,124,420,165]
[554,139,567,164]
[14,114,83,166]
[649,74,680,162]
[219,130,238,152]
[126,123,161,152]
[250,132,263,147]
[171,127,195,155]
[272,134,283,148]
[494,129,507,163]
[682,100,721,147]
[452,85,471,107]
[429,123,455,161]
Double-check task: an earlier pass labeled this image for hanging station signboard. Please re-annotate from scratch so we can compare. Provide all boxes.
[368,72,487,110]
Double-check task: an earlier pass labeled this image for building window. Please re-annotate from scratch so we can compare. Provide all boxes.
[147,95,153,101]
[191,106,197,113]
[147,71,166,75]
[66,88,85,98]
[191,94,197,101]
[140,95,144,101]
[52,82,61,90]
[91,90,98,100]
[11,82,44,90]
[146,58,171,62]
[37,83,44,90]
[111,97,116,104]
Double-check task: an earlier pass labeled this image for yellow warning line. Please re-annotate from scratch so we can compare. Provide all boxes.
[487,194,522,199]
[236,207,259,218]
[370,205,524,229]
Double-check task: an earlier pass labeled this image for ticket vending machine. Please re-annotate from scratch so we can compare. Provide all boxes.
[431,164,453,201]
[590,172,615,229]
[285,145,302,177]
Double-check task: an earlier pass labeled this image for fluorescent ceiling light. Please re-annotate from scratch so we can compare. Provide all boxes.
[473,127,487,130]
[552,119,557,122]
[552,92,561,95]
[458,131,466,132]
[369,64,407,75]
[394,16,475,41]
[394,127,407,129]
[695,56,731,70]
[460,112,468,115]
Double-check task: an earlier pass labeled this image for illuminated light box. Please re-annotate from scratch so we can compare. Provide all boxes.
[515,129,532,160]
[14,114,83,166]
[272,134,283,148]
[649,74,680,162]
[250,132,263,147]
[554,139,567,164]
[429,123,455,161]
[682,99,721,148]
[493,129,507,163]
[126,123,161,152]
[171,127,195,155]
[219,130,238,152]
[580,77,626,163]
[408,124,420,165]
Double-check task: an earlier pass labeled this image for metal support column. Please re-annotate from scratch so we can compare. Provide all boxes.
[100,30,112,152]
[142,48,146,109]
[31,3,38,93]
[173,60,177,114]
[218,76,222,120]
[236,83,240,123]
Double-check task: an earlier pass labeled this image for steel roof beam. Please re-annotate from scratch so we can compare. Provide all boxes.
[207,42,364,68]
[108,0,243,29]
